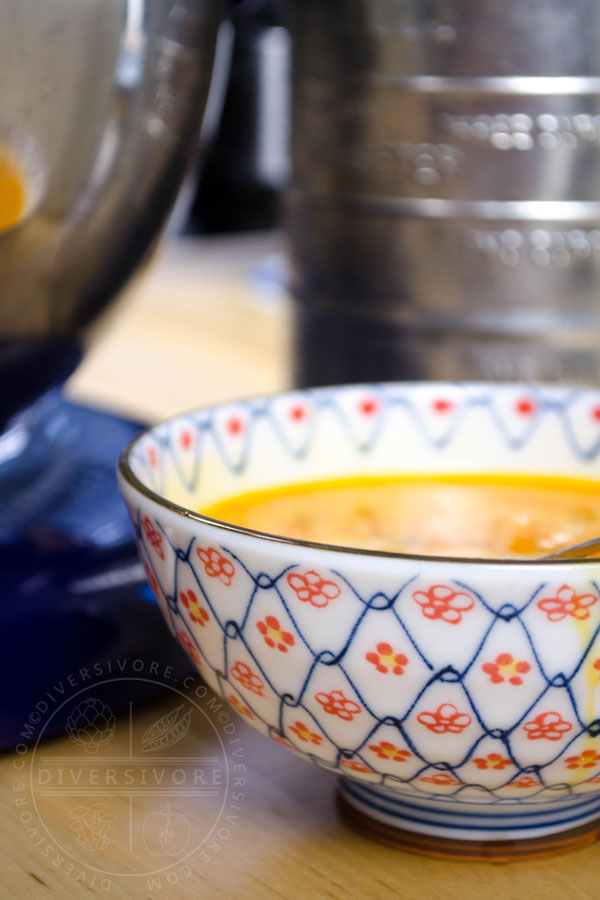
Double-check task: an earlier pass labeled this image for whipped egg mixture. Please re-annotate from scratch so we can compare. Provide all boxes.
[202,474,600,559]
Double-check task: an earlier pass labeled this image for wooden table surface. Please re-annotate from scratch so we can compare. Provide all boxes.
[3,235,600,899]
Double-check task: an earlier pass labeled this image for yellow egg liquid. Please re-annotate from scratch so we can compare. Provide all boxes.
[202,473,600,559]
[0,148,25,230]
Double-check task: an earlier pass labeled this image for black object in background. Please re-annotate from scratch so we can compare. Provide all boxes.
[189,0,290,233]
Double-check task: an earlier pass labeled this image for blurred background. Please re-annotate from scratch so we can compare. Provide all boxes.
[4,0,600,747]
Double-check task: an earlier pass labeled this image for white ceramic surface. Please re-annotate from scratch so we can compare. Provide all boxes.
[118,383,600,843]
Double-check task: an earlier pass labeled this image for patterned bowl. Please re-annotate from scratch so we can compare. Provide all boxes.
[118,383,600,861]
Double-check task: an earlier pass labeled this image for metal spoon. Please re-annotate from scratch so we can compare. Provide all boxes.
[545,538,600,560]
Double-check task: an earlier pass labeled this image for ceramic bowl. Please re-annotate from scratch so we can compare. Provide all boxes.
[118,383,600,861]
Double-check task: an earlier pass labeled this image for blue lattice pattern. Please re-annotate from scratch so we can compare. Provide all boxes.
[118,384,600,808]
[132,512,600,805]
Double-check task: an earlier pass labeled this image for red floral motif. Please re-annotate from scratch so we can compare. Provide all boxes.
[592,405,600,423]
[315,690,361,721]
[196,547,235,585]
[272,734,295,750]
[523,711,573,742]
[228,693,253,719]
[289,721,322,745]
[515,396,537,416]
[587,775,600,784]
[482,653,531,686]
[417,703,472,735]
[230,661,264,696]
[226,416,243,436]
[143,562,159,597]
[537,584,598,622]
[179,429,193,450]
[420,772,461,786]
[594,659,600,681]
[147,445,159,468]
[358,397,379,416]
[432,398,455,414]
[142,516,164,560]
[472,753,513,771]
[365,642,409,675]
[564,750,600,770]
[256,616,295,652]
[179,588,209,626]
[368,741,412,763]
[412,584,475,624]
[287,570,341,608]
[341,759,375,774]
[177,631,200,664]
[509,776,542,789]
[289,404,307,422]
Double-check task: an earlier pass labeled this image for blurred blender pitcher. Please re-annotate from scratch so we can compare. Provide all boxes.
[0,0,224,745]
[288,0,600,387]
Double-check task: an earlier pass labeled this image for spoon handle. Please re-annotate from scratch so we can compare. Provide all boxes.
[545,538,600,560]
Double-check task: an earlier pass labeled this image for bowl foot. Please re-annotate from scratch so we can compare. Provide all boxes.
[338,779,600,861]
